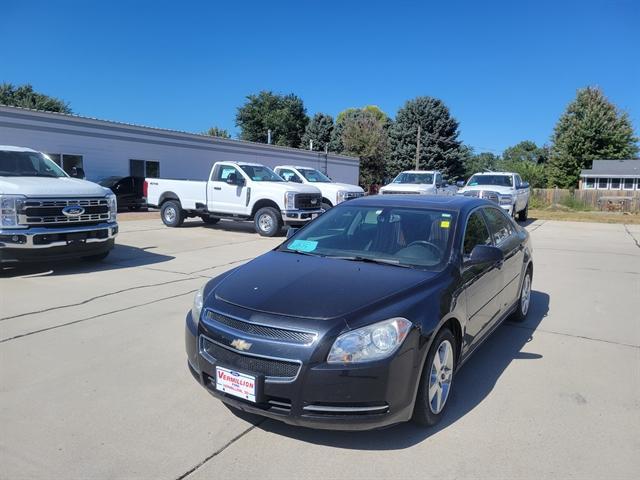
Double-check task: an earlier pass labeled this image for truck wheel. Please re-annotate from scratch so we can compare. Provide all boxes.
[254,207,282,237]
[202,216,220,225]
[161,200,185,227]
[518,203,529,222]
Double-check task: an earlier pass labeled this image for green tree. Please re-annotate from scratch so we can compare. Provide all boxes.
[235,91,308,147]
[502,140,549,164]
[339,109,390,187]
[388,96,465,178]
[463,151,499,178]
[498,160,548,188]
[0,83,71,113]
[202,126,230,138]
[300,113,334,151]
[330,105,390,153]
[547,87,639,188]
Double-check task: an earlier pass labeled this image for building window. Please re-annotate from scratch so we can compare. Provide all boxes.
[637,178,640,190]
[584,178,595,189]
[610,178,621,189]
[46,153,83,175]
[130,159,160,178]
[46,153,62,166]
[623,178,634,190]
[597,178,608,189]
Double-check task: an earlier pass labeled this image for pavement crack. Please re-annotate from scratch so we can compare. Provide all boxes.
[623,224,640,249]
[176,419,266,480]
[527,220,546,232]
[505,323,639,349]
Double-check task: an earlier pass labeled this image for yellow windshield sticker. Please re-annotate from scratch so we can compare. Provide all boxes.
[440,220,450,228]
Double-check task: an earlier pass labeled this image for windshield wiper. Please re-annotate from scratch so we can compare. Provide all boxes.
[331,255,416,269]
[282,249,324,257]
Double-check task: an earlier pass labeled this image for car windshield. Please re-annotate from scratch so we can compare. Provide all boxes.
[298,168,332,183]
[279,205,456,270]
[467,175,513,187]
[392,172,434,184]
[0,151,67,178]
[240,165,283,182]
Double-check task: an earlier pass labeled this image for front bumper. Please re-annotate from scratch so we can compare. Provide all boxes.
[281,208,324,225]
[185,310,421,431]
[0,222,118,263]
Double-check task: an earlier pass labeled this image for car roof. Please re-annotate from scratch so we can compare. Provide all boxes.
[471,171,514,176]
[348,194,493,214]
[0,145,39,152]
[277,165,317,170]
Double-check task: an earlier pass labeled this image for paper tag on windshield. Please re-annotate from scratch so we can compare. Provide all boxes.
[288,239,318,252]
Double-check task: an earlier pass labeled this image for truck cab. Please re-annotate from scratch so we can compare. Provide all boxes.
[274,165,364,210]
[0,146,118,265]
[379,170,449,195]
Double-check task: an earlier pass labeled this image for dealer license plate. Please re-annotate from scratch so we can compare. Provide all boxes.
[215,367,256,403]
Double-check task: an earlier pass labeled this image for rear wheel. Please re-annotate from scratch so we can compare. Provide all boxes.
[413,327,456,427]
[254,207,282,237]
[510,268,532,322]
[518,202,529,222]
[161,200,184,227]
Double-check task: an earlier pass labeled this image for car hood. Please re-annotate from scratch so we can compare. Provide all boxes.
[379,184,435,193]
[459,185,514,195]
[313,182,364,193]
[0,176,111,197]
[214,251,435,320]
[266,182,321,195]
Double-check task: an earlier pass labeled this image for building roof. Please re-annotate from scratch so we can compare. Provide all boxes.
[580,159,640,177]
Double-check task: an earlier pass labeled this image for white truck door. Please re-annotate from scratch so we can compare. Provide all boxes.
[435,172,443,195]
[208,165,248,215]
[514,174,526,211]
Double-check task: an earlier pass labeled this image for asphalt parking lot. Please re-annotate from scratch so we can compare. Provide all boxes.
[1,216,639,479]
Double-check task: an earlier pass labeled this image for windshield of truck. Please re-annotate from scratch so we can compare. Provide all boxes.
[392,172,434,184]
[0,151,68,178]
[467,175,513,187]
[240,165,284,182]
[279,204,455,270]
[298,168,332,183]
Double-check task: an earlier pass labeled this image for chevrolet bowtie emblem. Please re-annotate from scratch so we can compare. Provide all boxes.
[230,339,252,351]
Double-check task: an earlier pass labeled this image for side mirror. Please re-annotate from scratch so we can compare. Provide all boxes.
[226,173,244,186]
[456,180,465,188]
[464,245,504,268]
[520,181,530,189]
[286,227,298,239]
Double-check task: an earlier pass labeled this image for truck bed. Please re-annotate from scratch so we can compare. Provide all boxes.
[145,178,207,209]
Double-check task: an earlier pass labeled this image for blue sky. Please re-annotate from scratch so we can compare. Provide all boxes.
[2,0,638,154]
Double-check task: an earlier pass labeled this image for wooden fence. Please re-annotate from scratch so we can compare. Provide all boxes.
[532,189,640,212]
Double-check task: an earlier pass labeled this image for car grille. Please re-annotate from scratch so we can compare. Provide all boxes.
[205,310,316,345]
[462,190,499,204]
[294,193,322,210]
[200,336,301,379]
[18,198,110,226]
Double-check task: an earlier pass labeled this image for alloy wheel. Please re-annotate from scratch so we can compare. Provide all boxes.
[428,340,454,414]
[259,213,273,232]
[521,273,531,316]
[164,207,176,223]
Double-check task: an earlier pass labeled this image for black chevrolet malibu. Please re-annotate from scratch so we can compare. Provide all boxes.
[185,195,533,430]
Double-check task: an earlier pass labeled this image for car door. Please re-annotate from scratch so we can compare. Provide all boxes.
[482,206,524,318]
[462,209,505,350]
[207,164,248,215]
[514,174,526,211]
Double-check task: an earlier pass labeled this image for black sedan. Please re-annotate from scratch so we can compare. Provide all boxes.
[98,176,146,211]
[185,195,533,430]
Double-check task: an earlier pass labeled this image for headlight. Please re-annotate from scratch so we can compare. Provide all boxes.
[499,194,514,205]
[284,191,297,210]
[327,318,412,364]
[0,194,26,228]
[191,284,205,326]
[336,190,347,204]
[107,193,117,221]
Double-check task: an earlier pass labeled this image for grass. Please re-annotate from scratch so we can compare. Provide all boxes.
[528,209,640,224]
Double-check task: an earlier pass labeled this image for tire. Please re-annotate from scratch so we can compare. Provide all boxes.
[321,202,332,211]
[161,200,185,227]
[82,251,110,261]
[202,216,220,225]
[518,202,529,222]
[510,268,532,322]
[413,327,456,427]
[254,207,282,237]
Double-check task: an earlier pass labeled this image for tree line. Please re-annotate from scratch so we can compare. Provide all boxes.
[2,82,637,189]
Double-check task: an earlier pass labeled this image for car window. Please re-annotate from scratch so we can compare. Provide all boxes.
[514,175,521,188]
[463,211,492,255]
[279,168,303,183]
[214,165,240,181]
[483,207,513,245]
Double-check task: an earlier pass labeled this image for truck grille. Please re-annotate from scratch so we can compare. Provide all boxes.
[200,336,301,379]
[18,198,110,226]
[205,310,316,345]
[463,190,499,204]
[382,190,418,195]
[344,192,364,200]
[294,193,322,210]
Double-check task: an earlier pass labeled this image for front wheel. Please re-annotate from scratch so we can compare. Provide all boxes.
[161,200,185,227]
[510,268,532,322]
[518,202,529,222]
[413,327,456,427]
[254,207,282,237]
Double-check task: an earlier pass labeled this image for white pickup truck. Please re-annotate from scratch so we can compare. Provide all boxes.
[0,146,118,265]
[273,165,364,210]
[379,170,452,195]
[145,161,323,237]
[457,171,530,221]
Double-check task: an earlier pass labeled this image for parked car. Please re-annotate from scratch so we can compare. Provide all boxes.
[98,176,146,211]
[273,165,364,210]
[0,146,118,265]
[379,170,451,195]
[457,171,530,220]
[185,195,533,430]
[145,162,323,237]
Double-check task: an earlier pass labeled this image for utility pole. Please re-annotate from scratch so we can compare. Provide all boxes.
[415,124,421,170]
[267,129,272,144]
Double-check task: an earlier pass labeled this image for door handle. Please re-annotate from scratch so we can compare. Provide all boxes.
[213,187,222,191]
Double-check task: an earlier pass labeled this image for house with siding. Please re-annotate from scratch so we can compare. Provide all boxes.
[579,159,640,191]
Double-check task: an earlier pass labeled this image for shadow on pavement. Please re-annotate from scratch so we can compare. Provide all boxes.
[0,243,174,278]
[229,290,549,450]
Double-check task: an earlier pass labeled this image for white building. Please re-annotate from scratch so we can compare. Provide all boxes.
[0,105,359,184]
[579,159,640,190]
